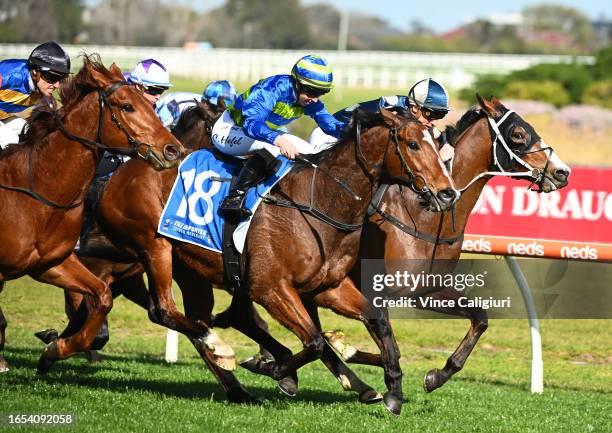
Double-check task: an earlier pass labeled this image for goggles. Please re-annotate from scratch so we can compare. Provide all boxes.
[420,106,447,121]
[144,86,168,96]
[299,84,329,98]
[39,69,68,84]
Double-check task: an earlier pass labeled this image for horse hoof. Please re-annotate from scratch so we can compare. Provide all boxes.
[85,350,103,363]
[37,355,55,374]
[359,388,383,404]
[0,357,10,373]
[34,329,59,344]
[277,376,298,397]
[240,356,270,376]
[382,392,403,416]
[423,368,442,393]
[227,387,262,405]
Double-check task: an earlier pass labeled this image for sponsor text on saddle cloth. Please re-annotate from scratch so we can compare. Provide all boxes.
[158,149,293,253]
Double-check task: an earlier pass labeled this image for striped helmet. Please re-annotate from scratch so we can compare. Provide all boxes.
[291,55,333,93]
[202,80,237,106]
[408,78,450,112]
[127,58,172,88]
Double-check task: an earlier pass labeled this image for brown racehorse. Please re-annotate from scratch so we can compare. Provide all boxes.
[319,95,571,392]
[0,54,183,373]
[48,107,458,413]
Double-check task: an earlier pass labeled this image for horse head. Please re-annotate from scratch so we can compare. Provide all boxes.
[171,99,224,152]
[476,95,570,193]
[373,108,459,211]
[59,54,184,170]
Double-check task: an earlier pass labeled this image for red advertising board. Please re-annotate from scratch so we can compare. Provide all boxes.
[462,166,612,261]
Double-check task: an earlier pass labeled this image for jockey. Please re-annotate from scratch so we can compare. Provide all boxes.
[156,80,237,129]
[310,78,451,155]
[0,41,70,149]
[125,58,172,107]
[212,54,346,219]
[92,58,173,177]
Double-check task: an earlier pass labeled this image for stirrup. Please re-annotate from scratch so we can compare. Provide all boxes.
[220,194,252,218]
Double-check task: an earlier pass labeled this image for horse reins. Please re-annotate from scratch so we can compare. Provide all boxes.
[0,82,157,209]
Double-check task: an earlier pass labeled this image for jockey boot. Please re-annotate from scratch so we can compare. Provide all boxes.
[220,149,278,219]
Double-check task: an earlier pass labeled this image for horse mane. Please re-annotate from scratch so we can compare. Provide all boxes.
[4,54,116,153]
[445,106,486,146]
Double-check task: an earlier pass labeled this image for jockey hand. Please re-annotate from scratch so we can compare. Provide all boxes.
[274,134,298,159]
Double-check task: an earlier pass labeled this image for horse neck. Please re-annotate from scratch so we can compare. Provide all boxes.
[30,93,102,205]
[291,127,387,224]
[444,118,494,234]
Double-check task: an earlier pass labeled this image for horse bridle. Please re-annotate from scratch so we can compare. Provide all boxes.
[55,81,164,164]
[0,82,161,209]
[457,109,554,193]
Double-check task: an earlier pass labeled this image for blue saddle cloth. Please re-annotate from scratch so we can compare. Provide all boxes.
[158,149,293,253]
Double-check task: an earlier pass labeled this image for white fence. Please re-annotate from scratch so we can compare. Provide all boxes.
[0,44,595,90]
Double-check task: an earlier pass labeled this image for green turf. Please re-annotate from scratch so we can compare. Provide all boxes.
[0,278,610,432]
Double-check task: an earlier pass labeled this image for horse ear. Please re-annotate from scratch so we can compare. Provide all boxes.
[89,66,113,89]
[380,108,402,127]
[476,93,501,117]
[217,98,227,111]
[108,63,125,81]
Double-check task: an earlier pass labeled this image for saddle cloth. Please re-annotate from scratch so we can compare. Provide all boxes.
[158,149,293,253]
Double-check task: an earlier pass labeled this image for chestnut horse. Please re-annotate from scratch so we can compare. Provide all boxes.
[0,54,183,373]
[320,96,571,392]
[46,107,457,413]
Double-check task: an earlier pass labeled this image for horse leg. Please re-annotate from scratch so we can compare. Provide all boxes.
[248,281,328,382]
[303,300,382,404]
[173,267,257,404]
[64,290,105,362]
[211,289,300,395]
[0,285,9,372]
[418,289,489,393]
[313,278,403,416]
[140,239,211,338]
[31,254,113,373]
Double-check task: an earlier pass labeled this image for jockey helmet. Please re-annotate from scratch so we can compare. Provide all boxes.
[28,41,71,77]
[202,80,237,106]
[291,54,333,95]
[127,58,172,89]
[408,78,450,120]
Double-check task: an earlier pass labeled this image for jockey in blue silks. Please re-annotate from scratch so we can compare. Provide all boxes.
[0,41,70,149]
[156,80,237,129]
[211,54,347,219]
[309,78,452,156]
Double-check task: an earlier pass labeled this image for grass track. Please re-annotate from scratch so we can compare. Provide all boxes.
[1,278,610,432]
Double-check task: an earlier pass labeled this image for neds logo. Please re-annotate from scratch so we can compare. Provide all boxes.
[462,238,492,253]
[507,241,545,256]
[560,245,598,260]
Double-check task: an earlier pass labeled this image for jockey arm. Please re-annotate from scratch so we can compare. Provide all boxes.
[240,85,282,145]
[305,100,346,139]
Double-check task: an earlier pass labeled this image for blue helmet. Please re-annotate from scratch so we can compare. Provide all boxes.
[291,54,333,93]
[202,80,237,106]
[408,78,450,114]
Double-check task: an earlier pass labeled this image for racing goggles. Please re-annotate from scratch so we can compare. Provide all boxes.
[420,106,448,121]
[299,84,329,98]
[39,69,68,84]
[144,85,168,96]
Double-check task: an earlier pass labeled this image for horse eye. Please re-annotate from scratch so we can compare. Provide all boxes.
[407,140,420,150]
[121,104,134,112]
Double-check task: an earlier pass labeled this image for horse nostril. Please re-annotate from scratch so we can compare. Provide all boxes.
[554,168,569,183]
[437,188,458,204]
[163,144,181,161]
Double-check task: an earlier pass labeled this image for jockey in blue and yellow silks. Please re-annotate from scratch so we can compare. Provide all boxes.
[212,54,347,219]
[0,41,70,149]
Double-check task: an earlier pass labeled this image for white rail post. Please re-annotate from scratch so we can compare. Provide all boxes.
[505,256,544,394]
[165,330,179,363]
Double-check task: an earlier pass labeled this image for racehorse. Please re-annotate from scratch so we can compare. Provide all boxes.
[0,54,183,374]
[321,95,571,392]
[42,106,458,413]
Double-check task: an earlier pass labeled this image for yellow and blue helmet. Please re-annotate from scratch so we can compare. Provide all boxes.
[291,54,333,94]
